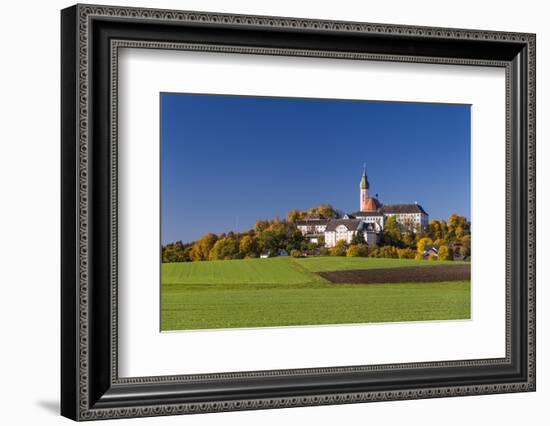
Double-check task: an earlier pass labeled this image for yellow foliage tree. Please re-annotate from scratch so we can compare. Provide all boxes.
[329,240,348,256]
[438,244,453,261]
[398,247,416,259]
[239,235,258,257]
[416,237,433,255]
[346,244,369,257]
[190,233,218,261]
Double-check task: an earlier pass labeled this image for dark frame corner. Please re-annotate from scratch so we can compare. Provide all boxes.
[61,3,535,421]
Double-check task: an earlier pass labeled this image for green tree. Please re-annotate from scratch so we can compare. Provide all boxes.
[383,216,402,247]
[257,229,280,252]
[208,237,240,260]
[401,231,416,248]
[285,229,307,252]
[350,231,366,245]
[162,241,190,263]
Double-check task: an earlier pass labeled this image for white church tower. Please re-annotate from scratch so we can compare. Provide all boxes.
[359,166,380,212]
[360,165,370,211]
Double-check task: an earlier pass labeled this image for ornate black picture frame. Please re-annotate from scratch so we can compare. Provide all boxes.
[61,4,536,421]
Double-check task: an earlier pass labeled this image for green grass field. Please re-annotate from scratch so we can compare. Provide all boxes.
[161,257,470,331]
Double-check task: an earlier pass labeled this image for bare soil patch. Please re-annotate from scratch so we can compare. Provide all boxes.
[317,264,470,284]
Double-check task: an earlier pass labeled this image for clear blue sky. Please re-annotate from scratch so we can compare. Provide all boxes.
[161,93,471,244]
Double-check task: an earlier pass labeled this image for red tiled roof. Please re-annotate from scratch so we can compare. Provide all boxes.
[363,197,381,212]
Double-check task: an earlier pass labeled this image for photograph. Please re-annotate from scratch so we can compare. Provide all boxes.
[160,93,472,331]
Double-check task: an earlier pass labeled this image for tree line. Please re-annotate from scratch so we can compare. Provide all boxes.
[162,204,337,262]
[162,205,470,263]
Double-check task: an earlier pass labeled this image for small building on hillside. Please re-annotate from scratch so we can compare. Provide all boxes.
[296,215,329,244]
[423,245,439,258]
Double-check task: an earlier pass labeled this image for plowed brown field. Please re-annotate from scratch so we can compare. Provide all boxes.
[317,264,470,284]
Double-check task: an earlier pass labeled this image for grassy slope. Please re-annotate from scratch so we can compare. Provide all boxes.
[162,257,324,285]
[161,257,471,331]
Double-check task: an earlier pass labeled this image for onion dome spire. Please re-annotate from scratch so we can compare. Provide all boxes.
[360,163,369,190]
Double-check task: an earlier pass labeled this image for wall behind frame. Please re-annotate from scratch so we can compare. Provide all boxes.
[0,0,546,425]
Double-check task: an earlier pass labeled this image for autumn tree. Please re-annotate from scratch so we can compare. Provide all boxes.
[190,233,218,261]
[368,245,398,259]
[239,235,259,258]
[459,234,471,258]
[439,220,449,241]
[378,245,399,258]
[346,244,369,257]
[448,214,470,240]
[429,219,444,241]
[287,209,306,223]
[397,247,416,259]
[316,204,339,219]
[433,238,446,247]
[254,219,271,233]
[437,244,453,261]
[329,240,348,256]
[416,237,433,255]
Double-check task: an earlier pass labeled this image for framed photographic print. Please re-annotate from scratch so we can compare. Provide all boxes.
[61,4,536,421]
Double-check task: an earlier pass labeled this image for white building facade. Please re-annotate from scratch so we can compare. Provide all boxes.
[324,219,378,248]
